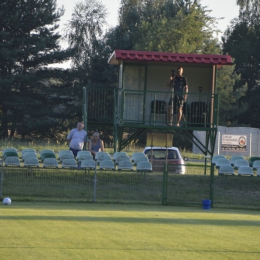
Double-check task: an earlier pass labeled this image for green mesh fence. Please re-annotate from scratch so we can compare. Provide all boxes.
[214,175,260,209]
[1,165,260,209]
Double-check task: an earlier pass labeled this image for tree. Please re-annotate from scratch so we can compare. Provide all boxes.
[108,0,220,54]
[64,0,107,68]
[0,0,73,140]
[216,65,247,126]
[222,0,260,127]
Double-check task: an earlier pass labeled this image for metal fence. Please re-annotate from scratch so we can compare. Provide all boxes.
[1,165,260,209]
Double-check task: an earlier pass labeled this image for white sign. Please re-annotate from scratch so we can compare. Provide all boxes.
[221,135,247,152]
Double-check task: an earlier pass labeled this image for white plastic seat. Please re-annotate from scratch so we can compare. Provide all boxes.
[96,154,112,165]
[22,152,37,161]
[80,159,96,169]
[230,156,244,166]
[238,166,254,176]
[132,155,148,165]
[5,156,20,167]
[58,150,73,160]
[118,161,133,171]
[131,152,146,162]
[43,158,59,168]
[114,155,131,165]
[136,161,152,172]
[99,160,115,170]
[218,165,235,175]
[212,155,226,165]
[76,154,93,162]
[234,159,249,169]
[113,152,128,161]
[59,153,74,162]
[40,149,55,156]
[215,158,231,169]
[77,151,91,157]
[22,148,36,155]
[252,160,260,170]
[24,157,39,167]
[95,151,110,160]
[62,159,77,168]
[3,147,17,155]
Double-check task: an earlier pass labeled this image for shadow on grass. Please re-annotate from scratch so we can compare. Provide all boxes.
[0,214,260,227]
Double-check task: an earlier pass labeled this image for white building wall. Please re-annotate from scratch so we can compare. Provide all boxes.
[192,126,260,156]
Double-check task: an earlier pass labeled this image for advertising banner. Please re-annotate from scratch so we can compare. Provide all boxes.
[221,135,247,151]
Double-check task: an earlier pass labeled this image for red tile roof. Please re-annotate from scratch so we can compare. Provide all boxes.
[108,50,232,65]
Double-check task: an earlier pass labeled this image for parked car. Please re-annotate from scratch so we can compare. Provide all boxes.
[143,147,186,174]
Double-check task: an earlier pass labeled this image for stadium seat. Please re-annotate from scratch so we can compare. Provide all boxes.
[21,148,36,155]
[249,156,260,167]
[76,153,93,162]
[136,161,152,172]
[113,151,128,161]
[40,149,54,157]
[114,155,131,165]
[95,151,110,160]
[41,152,56,162]
[215,158,231,169]
[96,154,112,165]
[234,159,249,170]
[58,150,73,160]
[212,155,226,166]
[22,152,38,161]
[3,147,17,154]
[43,158,59,168]
[252,160,260,170]
[4,156,20,167]
[99,160,115,170]
[59,153,74,162]
[3,151,19,160]
[238,166,254,176]
[131,152,146,162]
[62,159,77,169]
[118,161,134,171]
[77,151,91,157]
[80,159,96,169]
[230,156,244,166]
[132,155,148,166]
[218,165,235,175]
[24,157,40,167]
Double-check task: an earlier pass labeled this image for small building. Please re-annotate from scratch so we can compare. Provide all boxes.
[84,50,232,156]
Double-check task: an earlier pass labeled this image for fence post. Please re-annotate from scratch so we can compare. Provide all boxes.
[209,163,215,207]
[0,159,3,199]
[93,161,97,203]
[162,163,168,205]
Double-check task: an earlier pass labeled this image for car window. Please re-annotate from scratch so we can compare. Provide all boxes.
[145,150,179,159]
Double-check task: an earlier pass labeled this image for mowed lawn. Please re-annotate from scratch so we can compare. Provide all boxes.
[0,203,259,260]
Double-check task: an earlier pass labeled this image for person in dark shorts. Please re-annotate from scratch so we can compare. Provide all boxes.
[167,67,188,126]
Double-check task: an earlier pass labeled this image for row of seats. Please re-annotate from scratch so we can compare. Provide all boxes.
[1,148,152,171]
[212,155,260,176]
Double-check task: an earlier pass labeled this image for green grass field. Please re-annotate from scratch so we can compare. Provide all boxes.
[0,202,260,260]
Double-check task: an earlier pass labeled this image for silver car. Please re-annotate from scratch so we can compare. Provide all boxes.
[143,146,186,174]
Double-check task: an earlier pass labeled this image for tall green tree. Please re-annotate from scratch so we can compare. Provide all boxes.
[222,0,260,127]
[108,0,220,53]
[64,0,107,68]
[216,65,247,126]
[0,0,73,140]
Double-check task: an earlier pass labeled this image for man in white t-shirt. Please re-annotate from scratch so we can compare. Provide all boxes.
[67,122,88,156]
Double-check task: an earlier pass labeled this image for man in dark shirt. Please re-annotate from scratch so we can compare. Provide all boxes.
[167,67,188,126]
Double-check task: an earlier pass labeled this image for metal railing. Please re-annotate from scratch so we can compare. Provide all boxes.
[84,87,218,128]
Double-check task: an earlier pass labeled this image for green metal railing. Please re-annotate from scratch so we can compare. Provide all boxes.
[84,87,218,128]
